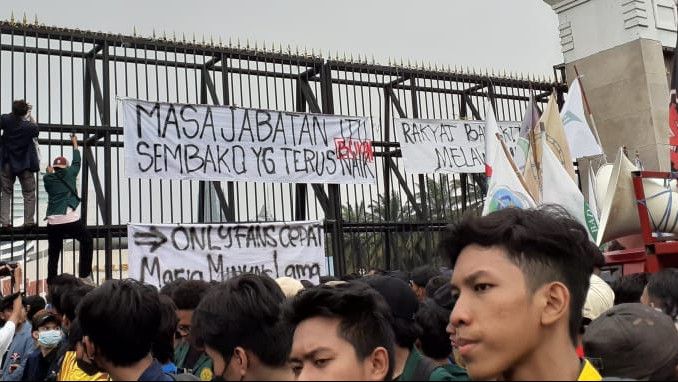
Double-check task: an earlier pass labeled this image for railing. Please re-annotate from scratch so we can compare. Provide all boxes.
[0,20,566,291]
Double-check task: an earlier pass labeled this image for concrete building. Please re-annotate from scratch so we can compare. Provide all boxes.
[543,0,677,171]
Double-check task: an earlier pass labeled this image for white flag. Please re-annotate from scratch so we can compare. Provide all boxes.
[561,78,603,159]
[484,102,500,177]
[541,139,599,241]
[483,143,536,216]
[587,165,600,219]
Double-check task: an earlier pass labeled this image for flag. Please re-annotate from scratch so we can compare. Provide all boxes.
[587,165,600,219]
[669,26,678,171]
[535,94,577,180]
[484,101,500,177]
[560,78,603,159]
[519,94,542,139]
[515,95,541,171]
[482,142,536,216]
[541,138,599,242]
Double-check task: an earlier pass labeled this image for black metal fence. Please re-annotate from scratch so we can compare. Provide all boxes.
[0,20,566,290]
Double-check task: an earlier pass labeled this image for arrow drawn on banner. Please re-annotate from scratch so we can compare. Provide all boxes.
[133,226,168,253]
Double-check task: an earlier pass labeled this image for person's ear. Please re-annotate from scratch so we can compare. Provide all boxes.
[232,347,249,378]
[31,331,38,341]
[83,336,96,359]
[367,346,389,381]
[539,282,570,327]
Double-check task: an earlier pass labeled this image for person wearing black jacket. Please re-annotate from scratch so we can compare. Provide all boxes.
[0,100,39,228]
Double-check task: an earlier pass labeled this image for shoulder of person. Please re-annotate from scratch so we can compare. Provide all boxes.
[429,367,462,382]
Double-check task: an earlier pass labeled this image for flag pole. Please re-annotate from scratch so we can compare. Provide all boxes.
[573,65,606,161]
[496,133,535,201]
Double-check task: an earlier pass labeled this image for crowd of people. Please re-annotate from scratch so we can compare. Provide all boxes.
[0,207,669,380]
[1,101,678,380]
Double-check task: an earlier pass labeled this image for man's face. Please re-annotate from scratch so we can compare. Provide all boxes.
[290,316,387,381]
[447,245,543,380]
[176,309,193,340]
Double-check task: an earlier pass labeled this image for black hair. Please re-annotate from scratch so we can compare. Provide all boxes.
[153,295,178,365]
[415,299,452,360]
[386,270,410,284]
[47,274,83,315]
[192,274,291,368]
[61,285,94,322]
[439,206,595,345]
[25,295,46,322]
[67,319,83,351]
[171,280,210,311]
[12,100,29,117]
[341,273,361,282]
[411,266,440,288]
[611,273,649,305]
[159,279,186,298]
[78,279,161,367]
[592,251,606,270]
[285,283,396,380]
[299,280,314,289]
[646,269,678,320]
[425,276,449,299]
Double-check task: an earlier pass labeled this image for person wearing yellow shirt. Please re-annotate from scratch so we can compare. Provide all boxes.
[442,207,603,381]
[57,320,108,381]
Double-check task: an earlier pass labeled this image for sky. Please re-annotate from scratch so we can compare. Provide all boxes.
[0,0,563,77]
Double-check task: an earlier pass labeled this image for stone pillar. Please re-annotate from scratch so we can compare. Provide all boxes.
[544,0,677,171]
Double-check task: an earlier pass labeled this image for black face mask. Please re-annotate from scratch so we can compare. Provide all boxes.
[76,357,101,376]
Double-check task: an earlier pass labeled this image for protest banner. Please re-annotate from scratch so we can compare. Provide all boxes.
[128,220,327,289]
[393,118,521,174]
[122,99,377,184]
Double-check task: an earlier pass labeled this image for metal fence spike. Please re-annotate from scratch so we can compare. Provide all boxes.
[246,38,250,50]
[152,29,156,39]
[22,13,27,25]
[10,11,15,24]
[34,14,39,26]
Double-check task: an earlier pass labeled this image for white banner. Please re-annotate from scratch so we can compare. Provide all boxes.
[394,118,521,174]
[122,99,377,184]
[128,221,327,289]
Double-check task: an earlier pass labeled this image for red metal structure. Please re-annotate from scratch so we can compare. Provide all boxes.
[604,171,678,274]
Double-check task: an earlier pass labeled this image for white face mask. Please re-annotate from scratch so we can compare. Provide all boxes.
[37,329,62,348]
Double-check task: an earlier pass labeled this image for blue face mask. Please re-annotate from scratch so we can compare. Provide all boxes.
[37,330,62,349]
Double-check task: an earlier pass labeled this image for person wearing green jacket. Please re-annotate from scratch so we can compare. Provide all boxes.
[44,135,93,285]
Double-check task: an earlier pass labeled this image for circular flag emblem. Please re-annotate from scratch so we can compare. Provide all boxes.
[487,187,531,213]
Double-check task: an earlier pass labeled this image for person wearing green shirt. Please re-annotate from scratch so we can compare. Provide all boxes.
[44,134,93,285]
[171,281,213,381]
[365,276,459,381]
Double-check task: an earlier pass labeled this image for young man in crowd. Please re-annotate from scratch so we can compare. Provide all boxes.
[171,280,213,380]
[154,295,179,375]
[24,295,46,323]
[285,283,394,381]
[409,266,440,302]
[584,303,678,380]
[44,135,94,285]
[442,207,601,381]
[0,266,25,363]
[192,274,294,381]
[22,310,62,381]
[415,300,468,381]
[0,100,39,228]
[0,293,34,381]
[611,273,648,305]
[58,319,108,381]
[365,276,457,381]
[78,280,173,381]
[641,268,678,329]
